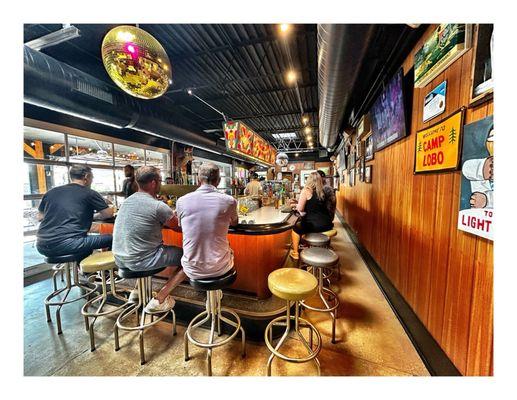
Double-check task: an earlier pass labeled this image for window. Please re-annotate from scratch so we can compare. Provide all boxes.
[24,164,69,195]
[146,149,170,175]
[272,132,297,140]
[23,127,66,161]
[68,135,114,165]
[114,143,145,167]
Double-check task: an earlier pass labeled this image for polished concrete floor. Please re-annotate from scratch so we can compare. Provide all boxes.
[24,219,430,376]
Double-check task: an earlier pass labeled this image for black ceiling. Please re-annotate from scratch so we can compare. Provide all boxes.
[24,24,319,152]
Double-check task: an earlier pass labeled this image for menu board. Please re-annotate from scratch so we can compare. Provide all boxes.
[224,120,275,166]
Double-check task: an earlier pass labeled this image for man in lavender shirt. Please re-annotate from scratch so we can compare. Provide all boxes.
[176,163,238,280]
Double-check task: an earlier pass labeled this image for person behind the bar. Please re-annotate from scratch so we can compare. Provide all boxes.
[121,164,138,198]
[244,172,263,197]
[112,166,185,313]
[317,169,337,219]
[176,162,238,280]
[36,164,114,257]
[289,171,334,260]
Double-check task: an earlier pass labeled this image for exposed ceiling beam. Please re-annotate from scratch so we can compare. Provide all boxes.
[171,82,317,106]
[171,29,316,61]
[167,68,313,94]
[203,107,318,123]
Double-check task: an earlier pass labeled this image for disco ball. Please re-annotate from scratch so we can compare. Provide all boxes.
[276,152,289,167]
[101,25,172,99]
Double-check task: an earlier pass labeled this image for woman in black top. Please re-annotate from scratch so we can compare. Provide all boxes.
[290,171,334,259]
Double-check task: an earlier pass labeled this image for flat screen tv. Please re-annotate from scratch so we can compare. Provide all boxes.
[370,69,408,152]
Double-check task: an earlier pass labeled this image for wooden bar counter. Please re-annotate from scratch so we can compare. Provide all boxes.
[97,206,296,299]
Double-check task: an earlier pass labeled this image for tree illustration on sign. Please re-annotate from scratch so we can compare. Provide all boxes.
[449,127,457,144]
[417,141,423,152]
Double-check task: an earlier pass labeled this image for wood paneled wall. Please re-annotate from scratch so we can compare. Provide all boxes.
[336,25,493,376]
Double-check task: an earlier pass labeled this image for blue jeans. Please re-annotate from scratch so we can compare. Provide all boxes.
[36,234,113,257]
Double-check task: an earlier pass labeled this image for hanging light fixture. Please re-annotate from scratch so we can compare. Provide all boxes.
[101,25,172,99]
[276,152,289,166]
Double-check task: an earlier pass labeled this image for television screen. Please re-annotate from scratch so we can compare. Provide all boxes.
[370,69,408,152]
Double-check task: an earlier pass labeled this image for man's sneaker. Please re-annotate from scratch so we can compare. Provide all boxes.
[144,296,176,314]
[128,289,139,304]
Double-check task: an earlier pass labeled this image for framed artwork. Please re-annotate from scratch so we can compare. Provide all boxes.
[359,158,365,182]
[469,24,494,106]
[357,113,372,139]
[423,80,447,122]
[414,108,465,174]
[414,24,473,88]
[365,135,374,161]
[457,115,493,240]
[349,168,355,186]
[365,165,372,183]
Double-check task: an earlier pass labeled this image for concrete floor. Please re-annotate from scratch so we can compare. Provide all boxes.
[24,219,430,376]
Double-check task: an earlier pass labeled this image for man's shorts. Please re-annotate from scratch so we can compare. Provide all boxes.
[117,245,183,272]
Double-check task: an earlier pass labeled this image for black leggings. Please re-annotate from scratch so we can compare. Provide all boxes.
[293,220,333,236]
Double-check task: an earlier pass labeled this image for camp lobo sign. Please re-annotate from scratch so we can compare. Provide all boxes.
[414,109,464,173]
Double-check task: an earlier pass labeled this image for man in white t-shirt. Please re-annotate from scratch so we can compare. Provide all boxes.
[176,163,238,280]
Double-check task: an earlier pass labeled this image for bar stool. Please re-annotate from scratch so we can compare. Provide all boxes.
[302,233,333,285]
[299,247,340,343]
[322,229,341,280]
[184,268,246,376]
[265,268,321,376]
[114,266,177,365]
[44,251,98,335]
[80,251,128,351]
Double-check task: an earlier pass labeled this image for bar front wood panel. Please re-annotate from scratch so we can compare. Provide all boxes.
[98,223,290,299]
[336,25,493,375]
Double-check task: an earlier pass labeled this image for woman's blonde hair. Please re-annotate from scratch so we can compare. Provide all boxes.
[304,171,325,201]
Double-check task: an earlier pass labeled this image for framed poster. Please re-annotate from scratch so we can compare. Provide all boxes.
[457,115,493,240]
[357,113,371,139]
[414,108,464,174]
[365,165,372,183]
[349,168,355,186]
[365,135,374,161]
[423,81,447,122]
[359,158,365,182]
[414,24,472,88]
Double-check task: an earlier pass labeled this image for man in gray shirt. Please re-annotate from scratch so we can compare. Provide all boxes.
[113,166,185,313]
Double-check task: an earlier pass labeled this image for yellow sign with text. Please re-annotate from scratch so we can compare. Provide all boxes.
[414,109,464,173]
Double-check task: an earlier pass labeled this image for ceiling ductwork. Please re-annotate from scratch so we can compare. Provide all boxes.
[317,24,375,149]
[23,45,228,156]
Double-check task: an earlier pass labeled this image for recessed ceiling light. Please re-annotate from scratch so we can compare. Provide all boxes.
[286,70,297,84]
[279,24,291,33]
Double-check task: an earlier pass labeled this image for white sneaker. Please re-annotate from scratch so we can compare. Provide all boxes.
[128,289,139,304]
[144,296,176,314]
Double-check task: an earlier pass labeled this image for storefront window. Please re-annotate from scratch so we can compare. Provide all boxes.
[146,149,170,177]
[90,167,115,195]
[114,143,145,167]
[24,163,69,195]
[23,199,41,233]
[23,127,66,161]
[68,135,113,165]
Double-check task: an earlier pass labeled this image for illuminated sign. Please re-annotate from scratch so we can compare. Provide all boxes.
[224,121,275,166]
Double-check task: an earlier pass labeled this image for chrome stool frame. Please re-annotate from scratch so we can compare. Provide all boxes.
[184,289,246,376]
[114,274,176,365]
[81,269,128,351]
[299,248,340,344]
[265,299,322,376]
[302,233,334,286]
[44,260,98,335]
[50,263,65,291]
